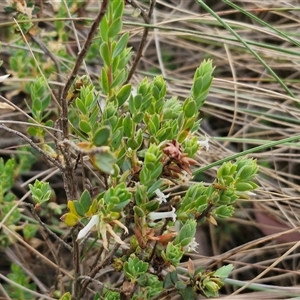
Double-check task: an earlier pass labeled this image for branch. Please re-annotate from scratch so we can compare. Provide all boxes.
[78,242,122,298]
[125,0,156,83]
[29,33,63,98]
[57,0,109,201]
[22,202,72,251]
[0,124,62,170]
[59,0,109,140]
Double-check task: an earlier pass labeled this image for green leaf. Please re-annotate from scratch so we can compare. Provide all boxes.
[123,114,133,138]
[140,168,149,186]
[61,211,79,226]
[182,116,196,131]
[135,128,143,150]
[73,200,85,217]
[93,151,116,174]
[84,90,94,108]
[142,199,159,212]
[116,83,131,107]
[127,138,139,150]
[235,181,257,191]
[93,126,111,146]
[111,69,126,88]
[134,206,145,217]
[75,98,87,115]
[27,126,38,136]
[80,190,92,212]
[113,0,124,19]
[100,42,111,66]
[33,99,42,112]
[147,180,163,196]
[99,16,109,42]
[163,271,179,288]
[214,264,234,279]
[156,127,172,142]
[4,6,15,13]
[93,293,101,300]
[132,112,144,123]
[9,56,19,72]
[112,199,131,212]
[60,292,72,300]
[101,68,109,94]
[184,100,197,118]
[108,18,122,38]
[113,32,129,58]
[173,219,197,247]
[175,281,187,290]
[79,120,91,133]
[124,256,149,281]
[133,94,143,110]
[41,94,51,111]
[111,128,123,150]
[178,130,189,143]
[129,94,135,114]
[23,224,38,240]
[179,286,196,300]
[212,205,234,218]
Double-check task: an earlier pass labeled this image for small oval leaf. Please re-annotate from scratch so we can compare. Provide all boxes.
[93,126,111,146]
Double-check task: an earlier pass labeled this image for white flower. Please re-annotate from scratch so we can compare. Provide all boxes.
[149,206,176,222]
[0,74,10,83]
[236,190,256,199]
[155,189,170,204]
[183,237,199,253]
[77,215,99,240]
[100,223,123,250]
[197,136,209,151]
[178,171,192,184]
[131,87,137,97]
[245,191,256,196]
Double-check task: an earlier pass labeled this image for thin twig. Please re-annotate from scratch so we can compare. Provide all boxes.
[60,139,110,155]
[0,283,12,300]
[73,230,81,300]
[0,124,62,169]
[62,0,90,78]
[29,33,63,97]
[78,203,134,297]
[125,0,156,83]
[148,218,168,263]
[13,19,61,108]
[0,273,56,300]
[78,275,120,292]
[151,287,177,300]
[59,0,109,139]
[5,248,49,294]
[0,95,60,139]
[79,242,122,298]
[57,0,108,202]
[22,202,72,251]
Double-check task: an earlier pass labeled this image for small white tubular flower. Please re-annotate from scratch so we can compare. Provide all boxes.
[236,190,256,199]
[112,219,129,234]
[197,136,209,151]
[178,171,192,185]
[100,222,126,250]
[0,74,10,83]
[155,189,170,204]
[149,206,176,222]
[131,87,137,97]
[245,191,256,196]
[77,215,99,241]
[183,237,199,253]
